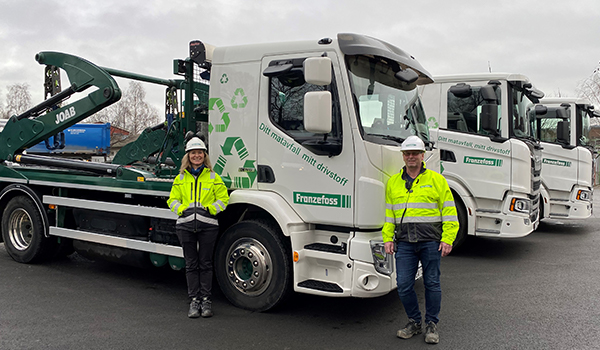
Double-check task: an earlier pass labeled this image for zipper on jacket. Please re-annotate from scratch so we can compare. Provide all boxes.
[401,177,420,243]
[194,172,200,233]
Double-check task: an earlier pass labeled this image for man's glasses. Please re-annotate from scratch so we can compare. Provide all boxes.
[402,151,424,157]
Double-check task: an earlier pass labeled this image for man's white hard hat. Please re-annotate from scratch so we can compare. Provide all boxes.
[185,137,207,152]
[401,135,426,152]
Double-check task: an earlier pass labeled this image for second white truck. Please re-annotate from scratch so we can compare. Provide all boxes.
[419,73,542,247]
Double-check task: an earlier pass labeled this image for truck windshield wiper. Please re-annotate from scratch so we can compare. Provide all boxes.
[367,134,405,144]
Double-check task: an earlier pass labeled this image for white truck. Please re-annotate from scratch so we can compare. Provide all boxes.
[418,73,543,247]
[532,97,597,219]
[0,33,437,311]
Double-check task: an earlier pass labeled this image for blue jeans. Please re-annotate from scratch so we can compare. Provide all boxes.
[395,241,442,324]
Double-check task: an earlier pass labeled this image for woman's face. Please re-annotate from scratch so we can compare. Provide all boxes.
[189,149,205,168]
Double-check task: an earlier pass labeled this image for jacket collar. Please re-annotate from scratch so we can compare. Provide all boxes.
[401,161,427,180]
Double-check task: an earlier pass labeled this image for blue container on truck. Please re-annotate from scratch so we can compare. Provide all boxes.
[27,123,111,155]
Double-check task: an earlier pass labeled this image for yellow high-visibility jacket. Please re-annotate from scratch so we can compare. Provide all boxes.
[382,163,458,245]
[167,167,229,229]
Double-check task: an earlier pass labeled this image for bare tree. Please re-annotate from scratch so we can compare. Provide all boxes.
[84,81,161,147]
[577,62,600,107]
[3,83,32,119]
[115,81,160,138]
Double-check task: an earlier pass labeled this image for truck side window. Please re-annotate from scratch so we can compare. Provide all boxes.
[268,67,342,143]
[538,109,564,143]
[447,86,501,136]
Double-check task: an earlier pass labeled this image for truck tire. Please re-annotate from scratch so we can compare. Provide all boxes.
[452,201,468,250]
[215,219,291,312]
[1,196,50,263]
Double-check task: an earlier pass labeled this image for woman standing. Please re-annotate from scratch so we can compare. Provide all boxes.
[167,136,229,318]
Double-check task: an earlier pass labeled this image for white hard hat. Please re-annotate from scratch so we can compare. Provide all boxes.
[185,137,207,152]
[401,136,426,152]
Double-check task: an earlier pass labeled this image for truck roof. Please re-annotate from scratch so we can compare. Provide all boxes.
[432,73,530,83]
[212,33,433,84]
[540,97,592,105]
[213,38,328,63]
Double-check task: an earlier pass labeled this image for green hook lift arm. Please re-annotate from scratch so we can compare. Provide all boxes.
[0,51,122,161]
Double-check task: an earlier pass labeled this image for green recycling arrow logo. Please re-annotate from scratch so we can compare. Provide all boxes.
[428,117,439,129]
[231,88,248,109]
[213,136,256,189]
[208,98,230,134]
[220,74,229,84]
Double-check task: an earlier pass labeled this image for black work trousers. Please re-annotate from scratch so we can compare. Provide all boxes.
[176,226,219,300]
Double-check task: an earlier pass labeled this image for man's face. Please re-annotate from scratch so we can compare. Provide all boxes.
[402,150,425,168]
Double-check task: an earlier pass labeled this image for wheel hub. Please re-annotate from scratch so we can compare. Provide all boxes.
[225,238,272,295]
[8,208,34,251]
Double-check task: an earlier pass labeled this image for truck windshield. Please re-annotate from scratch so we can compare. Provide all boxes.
[510,84,538,141]
[345,55,430,145]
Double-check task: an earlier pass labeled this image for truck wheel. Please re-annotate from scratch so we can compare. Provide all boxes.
[452,202,468,250]
[1,196,50,263]
[215,219,291,312]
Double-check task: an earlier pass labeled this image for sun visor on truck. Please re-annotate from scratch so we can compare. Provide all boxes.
[337,33,433,86]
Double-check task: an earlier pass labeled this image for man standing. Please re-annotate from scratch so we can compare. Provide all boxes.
[383,135,458,344]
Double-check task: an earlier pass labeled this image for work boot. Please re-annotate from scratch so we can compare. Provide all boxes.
[188,298,201,318]
[397,319,422,339]
[201,297,213,318]
[424,321,439,344]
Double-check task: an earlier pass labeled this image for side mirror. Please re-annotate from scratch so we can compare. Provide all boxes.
[555,107,569,120]
[480,104,499,135]
[304,57,331,86]
[480,85,498,103]
[535,105,548,117]
[449,83,472,98]
[525,86,545,101]
[304,91,332,133]
[557,120,569,144]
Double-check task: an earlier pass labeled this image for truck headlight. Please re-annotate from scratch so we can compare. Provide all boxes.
[577,190,591,201]
[510,198,530,214]
[370,241,393,276]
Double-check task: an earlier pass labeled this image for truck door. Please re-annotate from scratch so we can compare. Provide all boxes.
[256,53,354,226]
[436,81,512,200]
[538,116,578,193]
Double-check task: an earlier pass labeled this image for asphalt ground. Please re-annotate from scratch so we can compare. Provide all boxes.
[1,198,599,350]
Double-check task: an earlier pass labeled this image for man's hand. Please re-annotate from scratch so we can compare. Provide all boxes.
[439,242,452,257]
[384,241,395,255]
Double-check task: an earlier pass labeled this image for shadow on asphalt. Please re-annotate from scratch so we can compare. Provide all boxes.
[448,235,534,260]
[535,220,590,235]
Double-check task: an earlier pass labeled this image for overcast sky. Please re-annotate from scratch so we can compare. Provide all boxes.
[1,0,599,113]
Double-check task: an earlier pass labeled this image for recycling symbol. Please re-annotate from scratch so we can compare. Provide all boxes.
[220,74,229,84]
[428,117,439,129]
[213,137,256,189]
[231,88,248,109]
[208,97,230,134]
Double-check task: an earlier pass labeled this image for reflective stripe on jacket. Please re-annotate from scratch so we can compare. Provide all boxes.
[382,163,458,245]
[167,168,229,229]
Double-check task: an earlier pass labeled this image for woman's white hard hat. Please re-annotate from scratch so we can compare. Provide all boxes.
[401,135,426,151]
[185,137,207,152]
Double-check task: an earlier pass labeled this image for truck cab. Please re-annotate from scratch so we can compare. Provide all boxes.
[533,97,596,219]
[207,33,437,305]
[419,74,542,247]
